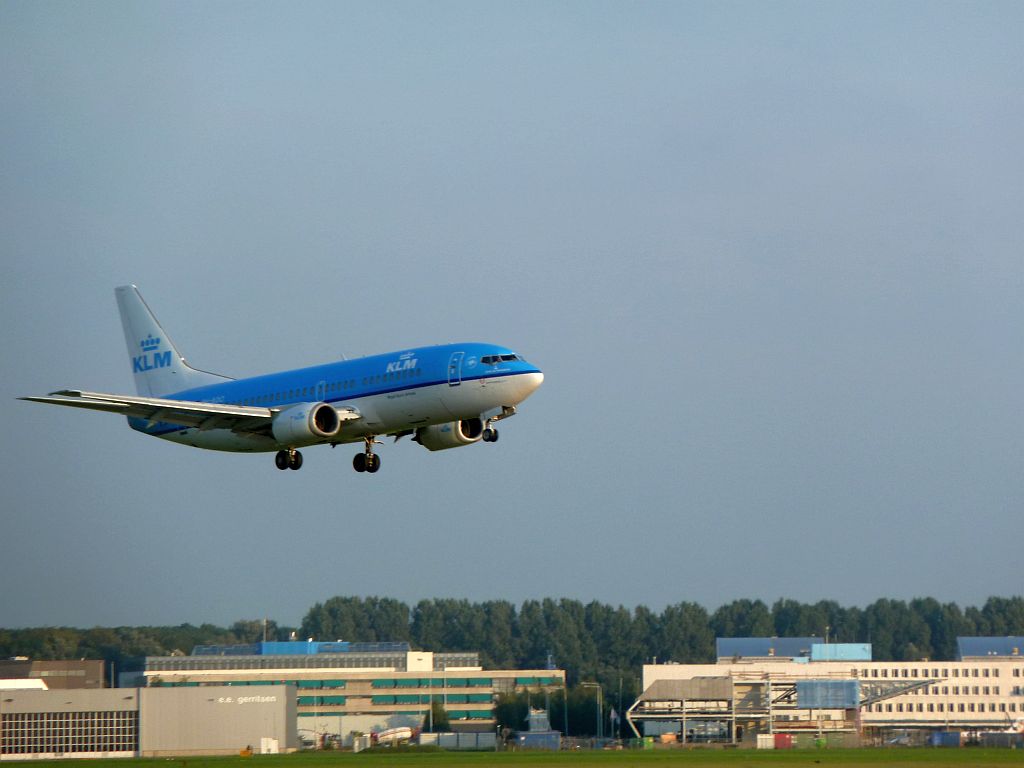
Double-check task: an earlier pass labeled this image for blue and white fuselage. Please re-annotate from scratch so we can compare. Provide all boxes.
[21,286,543,473]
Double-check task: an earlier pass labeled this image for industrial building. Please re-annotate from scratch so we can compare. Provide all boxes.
[0,685,296,760]
[129,641,565,745]
[0,660,104,690]
[628,636,1024,745]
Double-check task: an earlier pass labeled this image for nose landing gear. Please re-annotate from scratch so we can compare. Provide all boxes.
[275,449,303,470]
[482,405,516,443]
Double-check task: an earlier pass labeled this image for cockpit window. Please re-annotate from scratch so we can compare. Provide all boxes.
[482,354,519,365]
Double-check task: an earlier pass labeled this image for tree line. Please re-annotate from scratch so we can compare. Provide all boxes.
[299,596,1024,698]
[5,596,1022,692]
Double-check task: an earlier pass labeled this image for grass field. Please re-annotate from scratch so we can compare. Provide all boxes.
[44,749,1024,768]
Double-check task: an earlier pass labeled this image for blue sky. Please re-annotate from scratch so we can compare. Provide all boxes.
[2,1,1021,628]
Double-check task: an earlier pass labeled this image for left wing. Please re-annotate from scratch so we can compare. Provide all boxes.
[20,389,276,433]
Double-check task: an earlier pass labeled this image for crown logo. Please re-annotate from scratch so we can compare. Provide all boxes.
[140,334,160,352]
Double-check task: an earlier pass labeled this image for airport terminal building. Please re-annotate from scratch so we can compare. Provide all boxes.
[129,641,565,745]
[629,636,1024,745]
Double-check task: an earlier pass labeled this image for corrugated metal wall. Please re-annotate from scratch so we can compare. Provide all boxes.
[139,685,296,756]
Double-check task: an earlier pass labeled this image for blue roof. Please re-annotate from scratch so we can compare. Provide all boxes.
[192,641,411,656]
[956,637,1024,659]
[716,637,818,659]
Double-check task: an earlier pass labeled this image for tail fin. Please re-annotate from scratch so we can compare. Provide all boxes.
[115,285,231,396]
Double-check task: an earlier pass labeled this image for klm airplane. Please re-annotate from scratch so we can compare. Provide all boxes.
[21,286,543,473]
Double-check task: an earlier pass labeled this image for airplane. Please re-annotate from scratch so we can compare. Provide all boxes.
[20,285,543,473]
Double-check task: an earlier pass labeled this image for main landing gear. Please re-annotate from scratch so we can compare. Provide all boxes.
[353,436,381,473]
[275,449,303,471]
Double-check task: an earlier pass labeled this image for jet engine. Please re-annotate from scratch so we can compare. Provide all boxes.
[271,402,341,446]
[414,418,484,451]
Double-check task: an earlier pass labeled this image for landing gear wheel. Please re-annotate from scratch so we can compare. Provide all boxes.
[354,436,381,474]
[275,451,290,470]
[482,427,499,443]
[288,451,303,470]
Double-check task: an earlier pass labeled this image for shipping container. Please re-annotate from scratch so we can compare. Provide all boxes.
[774,733,794,749]
[756,734,774,750]
[928,731,961,748]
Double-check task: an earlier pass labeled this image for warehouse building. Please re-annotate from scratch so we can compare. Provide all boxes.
[629,636,1024,744]
[0,685,296,760]
[0,660,104,690]
[131,641,564,746]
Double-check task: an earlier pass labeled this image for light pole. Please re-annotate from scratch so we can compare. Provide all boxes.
[580,683,602,741]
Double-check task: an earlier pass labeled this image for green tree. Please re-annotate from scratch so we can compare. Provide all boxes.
[980,597,1024,636]
[657,602,713,663]
[230,619,277,644]
[480,600,518,668]
[493,691,531,732]
[423,699,450,732]
[710,599,773,639]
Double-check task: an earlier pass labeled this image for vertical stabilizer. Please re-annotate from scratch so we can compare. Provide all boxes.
[115,285,230,396]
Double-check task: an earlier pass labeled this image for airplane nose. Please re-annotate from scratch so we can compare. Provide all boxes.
[523,371,544,395]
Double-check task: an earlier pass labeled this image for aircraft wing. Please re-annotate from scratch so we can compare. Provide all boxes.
[19,390,361,434]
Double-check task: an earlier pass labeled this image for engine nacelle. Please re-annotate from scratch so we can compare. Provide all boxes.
[414,418,484,451]
[271,402,341,446]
